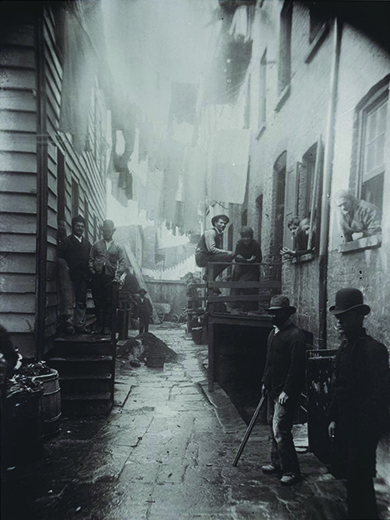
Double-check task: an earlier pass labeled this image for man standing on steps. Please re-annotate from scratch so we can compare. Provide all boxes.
[58,216,91,334]
[261,295,307,486]
[195,214,235,280]
[328,288,390,520]
[89,220,126,335]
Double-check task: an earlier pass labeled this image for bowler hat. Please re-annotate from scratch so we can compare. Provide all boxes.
[137,288,147,295]
[329,288,370,315]
[211,214,230,226]
[267,295,296,313]
[102,219,115,230]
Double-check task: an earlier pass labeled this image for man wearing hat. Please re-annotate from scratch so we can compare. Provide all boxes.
[195,214,235,280]
[58,215,91,334]
[134,288,153,334]
[89,220,126,335]
[261,295,307,486]
[327,288,390,519]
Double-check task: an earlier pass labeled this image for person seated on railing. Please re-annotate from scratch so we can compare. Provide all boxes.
[195,214,235,281]
[231,226,262,311]
[333,190,382,242]
[280,218,315,259]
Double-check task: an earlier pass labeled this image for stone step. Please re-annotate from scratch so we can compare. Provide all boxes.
[61,393,113,417]
[59,373,112,394]
[49,356,113,376]
[51,336,114,357]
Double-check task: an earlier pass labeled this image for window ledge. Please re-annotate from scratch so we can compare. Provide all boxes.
[256,122,266,141]
[292,252,316,264]
[304,22,330,64]
[339,234,382,254]
[275,83,291,113]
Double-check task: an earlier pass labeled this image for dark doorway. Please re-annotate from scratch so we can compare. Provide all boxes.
[57,149,66,222]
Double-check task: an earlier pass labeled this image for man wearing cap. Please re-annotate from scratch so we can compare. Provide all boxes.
[328,288,390,520]
[58,216,91,334]
[195,214,235,280]
[89,220,126,335]
[261,295,307,486]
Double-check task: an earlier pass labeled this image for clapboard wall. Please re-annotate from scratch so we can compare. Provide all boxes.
[0,4,107,358]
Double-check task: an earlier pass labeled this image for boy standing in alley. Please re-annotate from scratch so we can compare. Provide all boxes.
[135,289,153,334]
[89,220,126,335]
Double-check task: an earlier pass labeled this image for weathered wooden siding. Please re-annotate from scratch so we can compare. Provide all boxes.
[0,14,38,356]
[41,9,106,351]
[0,6,107,358]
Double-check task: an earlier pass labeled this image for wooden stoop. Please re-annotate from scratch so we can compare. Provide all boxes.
[47,334,116,417]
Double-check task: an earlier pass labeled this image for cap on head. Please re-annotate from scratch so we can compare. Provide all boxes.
[240,226,253,238]
[138,288,147,296]
[328,287,370,316]
[267,295,296,314]
[72,215,86,227]
[102,219,115,230]
[211,214,230,226]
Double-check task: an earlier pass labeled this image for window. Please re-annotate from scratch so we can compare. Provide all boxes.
[301,143,318,219]
[258,49,267,128]
[241,209,248,227]
[71,179,79,218]
[309,3,329,43]
[84,198,90,240]
[359,97,387,211]
[278,1,292,94]
[57,149,66,222]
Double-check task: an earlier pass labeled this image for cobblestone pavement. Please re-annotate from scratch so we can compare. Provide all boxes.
[2,324,390,520]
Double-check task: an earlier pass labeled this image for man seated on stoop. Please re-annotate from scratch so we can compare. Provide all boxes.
[261,295,307,486]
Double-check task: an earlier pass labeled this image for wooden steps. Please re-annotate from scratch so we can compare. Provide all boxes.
[46,334,116,417]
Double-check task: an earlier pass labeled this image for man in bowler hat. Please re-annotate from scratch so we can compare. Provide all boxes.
[195,214,235,280]
[58,215,91,333]
[328,288,390,519]
[89,220,126,335]
[134,288,153,334]
[261,295,307,486]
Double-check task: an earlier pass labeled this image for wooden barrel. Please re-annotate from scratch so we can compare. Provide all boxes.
[33,368,61,438]
[3,384,44,466]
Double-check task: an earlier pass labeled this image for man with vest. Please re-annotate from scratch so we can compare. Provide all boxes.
[89,220,126,335]
[195,214,235,280]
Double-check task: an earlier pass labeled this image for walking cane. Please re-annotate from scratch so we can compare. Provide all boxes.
[232,391,267,466]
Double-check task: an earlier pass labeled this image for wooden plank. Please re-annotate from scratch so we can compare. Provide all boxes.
[0,89,36,111]
[43,16,63,80]
[46,75,61,110]
[0,151,37,173]
[0,313,35,333]
[0,213,37,234]
[0,293,36,313]
[47,190,56,211]
[46,99,59,131]
[0,193,36,213]
[0,171,37,193]
[0,273,35,292]
[0,131,37,153]
[47,207,57,229]
[0,67,36,90]
[0,233,37,253]
[47,243,57,262]
[0,252,36,274]
[0,25,35,46]
[47,141,57,163]
[0,46,35,69]
[0,110,36,132]
[48,168,57,195]
[44,46,62,94]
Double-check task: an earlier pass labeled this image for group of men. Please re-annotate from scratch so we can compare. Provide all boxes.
[59,217,127,335]
[261,289,389,519]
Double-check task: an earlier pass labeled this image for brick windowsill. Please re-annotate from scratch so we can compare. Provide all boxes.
[275,83,291,113]
[292,252,316,264]
[339,234,382,254]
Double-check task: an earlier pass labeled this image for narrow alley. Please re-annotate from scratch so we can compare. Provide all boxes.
[2,325,390,520]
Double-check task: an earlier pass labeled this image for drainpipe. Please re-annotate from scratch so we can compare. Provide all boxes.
[318,17,342,348]
[35,9,48,361]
